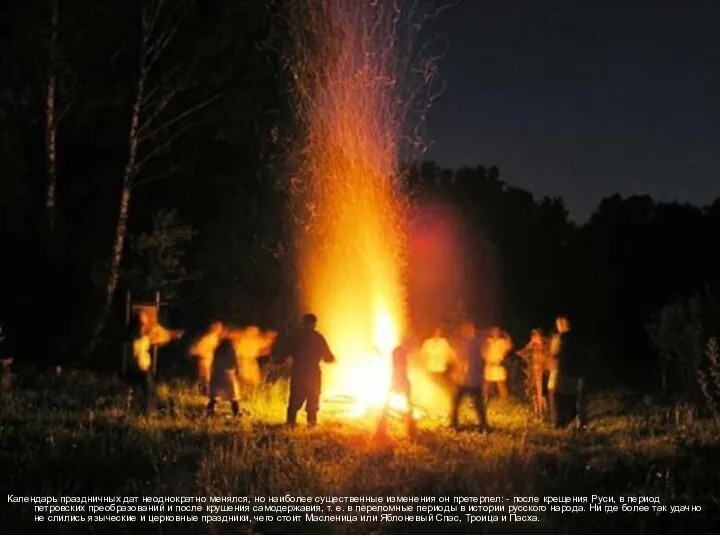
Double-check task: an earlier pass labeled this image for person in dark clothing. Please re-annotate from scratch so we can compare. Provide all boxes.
[207,337,241,417]
[377,337,417,437]
[450,322,489,432]
[276,313,335,427]
[548,316,588,429]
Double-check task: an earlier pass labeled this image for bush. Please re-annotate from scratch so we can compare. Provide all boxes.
[647,287,720,406]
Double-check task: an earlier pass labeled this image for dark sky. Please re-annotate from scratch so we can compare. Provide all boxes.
[423,1,720,223]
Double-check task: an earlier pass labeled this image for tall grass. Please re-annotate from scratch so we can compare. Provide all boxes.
[1,372,718,533]
[697,337,720,417]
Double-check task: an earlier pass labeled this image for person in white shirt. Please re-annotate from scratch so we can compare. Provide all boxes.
[421,328,456,374]
[482,326,513,402]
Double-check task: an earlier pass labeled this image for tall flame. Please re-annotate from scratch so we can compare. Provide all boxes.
[286,0,418,413]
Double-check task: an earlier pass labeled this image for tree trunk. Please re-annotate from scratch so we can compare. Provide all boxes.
[44,0,59,240]
[84,0,194,361]
[85,71,146,360]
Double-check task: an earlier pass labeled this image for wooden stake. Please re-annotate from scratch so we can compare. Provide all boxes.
[122,290,131,377]
[153,290,160,378]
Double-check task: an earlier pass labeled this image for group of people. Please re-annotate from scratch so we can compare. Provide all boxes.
[516,316,587,429]
[262,312,587,435]
[376,315,587,435]
[124,308,587,434]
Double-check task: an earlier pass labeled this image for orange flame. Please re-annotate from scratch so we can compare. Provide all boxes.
[288,0,410,414]
[287,1,452,419]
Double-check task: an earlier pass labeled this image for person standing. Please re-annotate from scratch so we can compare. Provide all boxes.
[127,310,154,413]
[277,313,336,427]
[189,321,225,395]
[450,322,489,432]
[483,326,513,402]
[421,328,456,374]
[518,329,548,416]
[207,335,242,418]
[548,316,587,429]
[377,336,417,437]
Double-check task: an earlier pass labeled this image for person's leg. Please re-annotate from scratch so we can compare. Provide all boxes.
[471,387,488,431]
[483,381,491,404]
[199,356,211,396]
[306,373,321,426]
[142,371,154,413]
[549,389,559,427]
[230,400,240,417]
[286,378,304,426]
[498,380,509,401]
[577,384,588,428]
[450,386,465,429]
[207,398,217,417]
[405,388,417,437]
[555,393,574,428]
[376,397,391,437]
[564,393,578,428]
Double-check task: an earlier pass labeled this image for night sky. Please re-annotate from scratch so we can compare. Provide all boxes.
[424,1,720,223]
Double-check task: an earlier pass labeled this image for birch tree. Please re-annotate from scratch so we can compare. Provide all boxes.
[86,0,215,358]
[44,0,60,238]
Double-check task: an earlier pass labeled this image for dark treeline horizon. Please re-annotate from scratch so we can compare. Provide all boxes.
[1,0,719,396]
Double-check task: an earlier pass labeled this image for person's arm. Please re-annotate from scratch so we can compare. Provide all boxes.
[271,335,290,364]
[321,336,336,363]
[549,334,561,357]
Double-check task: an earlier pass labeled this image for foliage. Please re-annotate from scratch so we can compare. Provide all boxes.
[1,0,720,399]
[125,208,197,301]
[647,288,720,409]
[697,338,720,417]
[647,293,705,402]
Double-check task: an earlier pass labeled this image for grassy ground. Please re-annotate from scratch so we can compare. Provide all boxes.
[1,371,718,533]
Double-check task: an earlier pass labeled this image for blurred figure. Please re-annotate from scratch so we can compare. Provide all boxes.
[0,358,12,392]
[189,321,225,395]
[450,322,489,432]
[207,334,241,418]
[148,324,184,348]
[421,328,456,374]
[126,310,155,413]
[547,316,587,429]
[548,316,570,359]
[377,335,417,438]
[483,326,513,402]
[127,308,183,413]
[1,326,12,392]
[130,310,152,371]
[226,326,277,386]
[275,313,335,427]
[518,329,548,416]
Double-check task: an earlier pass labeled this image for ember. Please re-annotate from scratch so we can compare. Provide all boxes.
[286,0,441,419]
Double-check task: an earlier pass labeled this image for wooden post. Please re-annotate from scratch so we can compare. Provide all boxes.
[122,290,131,377]
[153,290,160,378]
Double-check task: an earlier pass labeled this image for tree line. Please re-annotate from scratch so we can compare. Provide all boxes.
[1,0,718,402]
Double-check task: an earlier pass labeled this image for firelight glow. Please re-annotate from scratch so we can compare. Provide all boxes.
[286,0,417,416]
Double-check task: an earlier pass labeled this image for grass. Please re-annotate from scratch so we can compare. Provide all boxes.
[1,370,719,533]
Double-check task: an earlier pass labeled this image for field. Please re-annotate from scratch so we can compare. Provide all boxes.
[1,370,719,534]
